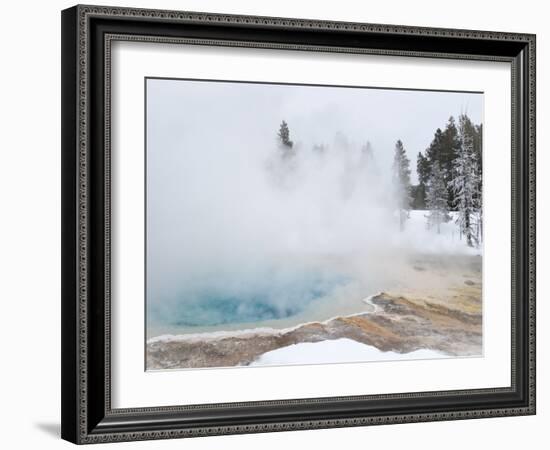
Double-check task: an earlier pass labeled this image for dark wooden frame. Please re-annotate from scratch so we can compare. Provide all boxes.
[61,4,536,444]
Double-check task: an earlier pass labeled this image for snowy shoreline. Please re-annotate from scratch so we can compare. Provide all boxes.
[250,338,447,367]
[147,292,383,345]
[147,279,482,370]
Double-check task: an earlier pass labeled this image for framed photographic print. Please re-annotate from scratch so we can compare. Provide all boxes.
[61,4,536,444]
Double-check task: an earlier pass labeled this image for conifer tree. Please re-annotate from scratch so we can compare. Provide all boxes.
[426,161,450,233]
[360,141,377,174]
[392,139,412,231]
[410,185,426,210]
[449,114,481,247]
[440,116,461,175]
[416,152,430,209]
[277,120,295,158]
[460,117,483,242]
[361,141,374,161]
[418,115,481,213]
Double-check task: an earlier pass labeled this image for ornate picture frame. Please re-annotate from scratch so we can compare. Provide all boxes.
[61,4,536,444]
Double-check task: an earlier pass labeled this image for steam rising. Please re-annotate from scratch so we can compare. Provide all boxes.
[146,79,482,330]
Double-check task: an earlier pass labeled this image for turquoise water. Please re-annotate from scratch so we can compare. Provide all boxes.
[167,292,317,327]
[147,270,355,335]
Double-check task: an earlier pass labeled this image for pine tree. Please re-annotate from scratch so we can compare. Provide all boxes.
[360,141,377,173]
[460,116,483,242]
[475,123,483,242]
[392,140,412,231]
[425,161,450,233]
[410,185,426,210]
[420,119,461,210]
[416,152,430,209]
[440,117,461,174]
[417,152,430,185]
[277,120,295,158]
[361,141,374,161]
[449,114,481,247]
[419,128,447,171]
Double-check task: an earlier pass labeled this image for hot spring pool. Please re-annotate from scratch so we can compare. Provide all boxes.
[147,269,375,337]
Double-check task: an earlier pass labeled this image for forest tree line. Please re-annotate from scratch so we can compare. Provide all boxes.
[275,114,483,247]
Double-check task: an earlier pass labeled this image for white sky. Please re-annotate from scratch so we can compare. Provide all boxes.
[146,78,483,184]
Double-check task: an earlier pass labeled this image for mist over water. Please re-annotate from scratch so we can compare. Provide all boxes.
[146,79,483,335]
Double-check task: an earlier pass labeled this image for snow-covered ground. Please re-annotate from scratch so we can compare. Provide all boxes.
[391,210,482,255]
[249,338,446,367]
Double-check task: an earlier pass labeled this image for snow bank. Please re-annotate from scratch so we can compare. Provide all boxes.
[249,338,446,366]
[391,210,482,255]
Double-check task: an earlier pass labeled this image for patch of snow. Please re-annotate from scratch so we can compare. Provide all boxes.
[391,210,482,255]
[249,338,447,366]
